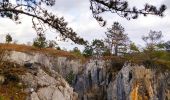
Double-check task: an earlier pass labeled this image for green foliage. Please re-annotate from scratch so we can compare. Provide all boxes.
[105,22,130,56]
[125,33,170,71]
[103,48,111,56]
[72,47,81,53]
[47,40,58,48]
[164,41,170,52]
[5,34,12,43]
[83,46,93,57]
[83,39,105,57]
[66,71,75,84]
[125,50,170,71]
[142,30,163,51]
[83,39,113,57]
[0,0,87,45]
[0,82,27,100]
[91,39,105,56]
[33,34,47,48]
[0,96,5,100]
[90,0,166,26]
[126,31,170,70]
[56,46,61,50]
[0,61,27,100]
[71,47,82,57]
[156,43,165,49]
[130,43,139,52]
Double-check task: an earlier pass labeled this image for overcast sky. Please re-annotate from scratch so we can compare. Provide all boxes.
[0,0,170,50]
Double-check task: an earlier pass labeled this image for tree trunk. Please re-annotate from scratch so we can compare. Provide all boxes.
[115,45,118,56]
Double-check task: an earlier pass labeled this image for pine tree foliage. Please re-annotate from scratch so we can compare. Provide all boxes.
[0,0,87,45]
[5,34,12,43]
[105,22,129,56]
[90,0,166,26]
[33,34,47,48]
[142,30,163,51]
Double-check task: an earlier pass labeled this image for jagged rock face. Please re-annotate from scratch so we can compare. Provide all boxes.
[20,65,78,100]
[107,64,170,100]
[8,51,112,99]
[6,51,78,100]
[7,51,170,100]
[73,59,113,100]
[73,60,103,99]
[8,51,81,78]
[73,60,170,100]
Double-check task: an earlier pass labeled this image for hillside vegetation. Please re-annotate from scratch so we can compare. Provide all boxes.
[1,43,170,71]
[0,43,80,59]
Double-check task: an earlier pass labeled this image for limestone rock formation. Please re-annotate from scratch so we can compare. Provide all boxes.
[20,65,78,100]
[8,51,81,78]
[6,51,170,100]
[107,64,170,100]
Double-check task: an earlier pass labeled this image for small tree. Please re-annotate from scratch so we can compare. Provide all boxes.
[33,34,47,48]
[164,41,170,52]
[105,22,129,56]
[142,30,163,51]
[91,39,105,57]
[5,34,12,43]
[102,48,111,56]
[142,30,164,62]
[71,47,81,56]
[130,42,139,53]
[56,46,61,50]
[83,39,108,57]
[83,45,93,57]
[48,40,58,48]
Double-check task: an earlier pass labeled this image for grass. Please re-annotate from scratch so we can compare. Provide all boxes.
[0,61,27,100]
[0,82,27,100]
[1,43,170,71]
[0,43,82,59]
[124,51,170,71]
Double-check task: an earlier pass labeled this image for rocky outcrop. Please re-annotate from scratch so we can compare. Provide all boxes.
[6,51,170,100]
[20,64,78,100]
[107,64,170,100]
[72,59,110,100]
[8,51,81,78]
[72,60,170,100]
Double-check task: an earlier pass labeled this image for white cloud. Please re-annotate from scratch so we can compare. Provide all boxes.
[0,0,169,50]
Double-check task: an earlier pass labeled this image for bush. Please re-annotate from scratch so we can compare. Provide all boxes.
[83,46,93,57]
[0,62,27,100]
[33,34,47,48]
[66,71,75,85]
[5,34,12,43]
[71,47,82,58]
[103,49,111,56]
[0,96,5,100]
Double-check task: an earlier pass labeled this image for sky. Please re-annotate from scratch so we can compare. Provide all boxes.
[0,0,170,50]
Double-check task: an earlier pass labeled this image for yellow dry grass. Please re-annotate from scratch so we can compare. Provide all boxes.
[0,43,79,59]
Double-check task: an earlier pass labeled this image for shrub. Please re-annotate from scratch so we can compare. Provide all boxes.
[33,34,47,48]
[0,96,5,100]
[66,71,75,85]
[83,46,93,57]
[5,34,12,43]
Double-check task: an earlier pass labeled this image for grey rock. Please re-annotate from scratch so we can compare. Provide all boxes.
[7,51,170,100]
[0,75,5,84]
